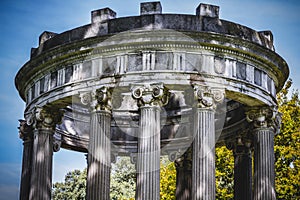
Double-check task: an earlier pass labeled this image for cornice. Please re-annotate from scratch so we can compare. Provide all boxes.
[15,31,288,102]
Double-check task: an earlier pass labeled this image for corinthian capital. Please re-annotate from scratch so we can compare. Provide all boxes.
[79,86,113,112]
[131,83,169,107]
[18,119,33,141]
[95,86,112,111]
[26,106,63,130]
[193,84,224,109]
[246,107,281,132]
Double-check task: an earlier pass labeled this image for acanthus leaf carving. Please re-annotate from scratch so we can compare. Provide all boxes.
[95,86,113,111]
[193,84,224,109]
[18,119,33,141]
[79,86,113,112]
[131,83,169,107]
[246,106,281,132]
[25,106,63,130]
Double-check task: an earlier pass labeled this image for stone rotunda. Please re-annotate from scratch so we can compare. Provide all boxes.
[15,2,289,200]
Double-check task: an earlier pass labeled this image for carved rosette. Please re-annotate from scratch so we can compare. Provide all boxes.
[26,106,63,131]
[18,119,33,141]
[131,83,169,107]
[193,84,224,109]
[168,151,180,162]
[79,92,92,106]
[246,107,281,132]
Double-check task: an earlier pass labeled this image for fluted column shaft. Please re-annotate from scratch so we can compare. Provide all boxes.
[19,120,33,200]
[234,144,252,200]
[253,128,276,200]
[192,108,215,200]
[86,110,111,200]
[29,129,54,200]
[191,85,224,200]
[136,105,161,200]
[20,139,33,200]
[84,87,113,200]
[246,107,280,200]
[175,147,192,200]
[131,83,169,200]
[27,107,62,200]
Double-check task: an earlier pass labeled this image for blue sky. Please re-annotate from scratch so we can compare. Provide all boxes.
[0,0,299,199]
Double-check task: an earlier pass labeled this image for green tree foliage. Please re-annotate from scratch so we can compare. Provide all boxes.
[160,157,176,200]
[110,157,135,200]
[275,79,300,199]
[215,146,234,199]
[52,156,178,200]
[52,168,87,200]
[52,82,300,199]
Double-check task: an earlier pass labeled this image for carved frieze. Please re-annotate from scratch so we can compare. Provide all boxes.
[142,51,155,71]
[24,50,277,109]
[236,61,247,81]
[214,56,225,74]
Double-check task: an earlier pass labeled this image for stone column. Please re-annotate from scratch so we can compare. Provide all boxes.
[28,106,62,200]
[18,119,33,200]
[247,107,280,200]
[175,147,192,200]
[132,83,169,200]
[192,85,224,200]
[232,137,252,200]
[84,87,112,200]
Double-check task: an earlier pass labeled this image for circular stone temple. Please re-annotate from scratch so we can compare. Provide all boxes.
[15,2,289,200]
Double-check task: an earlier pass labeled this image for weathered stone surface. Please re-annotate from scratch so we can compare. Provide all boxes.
[246,107,279,200]
[26,107,63,200]
[15,2,289,200]
[196,3,219,18]
[91,8,116,23]
[140,2,162,15]
[132,83,169,200]
[192,85,224,200]
[85,87,113,200]
[86,111,111,200]
[233,142,252,200]
[236,61,247,80]
[175,147,192,200]
[39,31,57,45]
[193,108,216,200]
[18,120,33,200]
[253,128,276,200]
